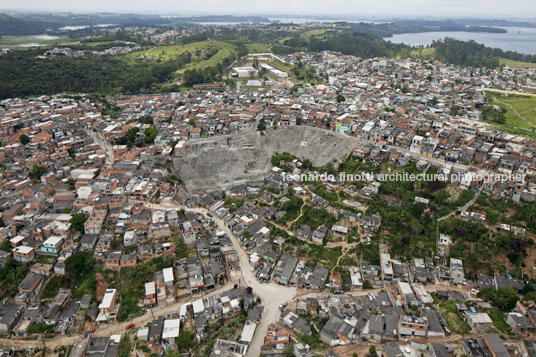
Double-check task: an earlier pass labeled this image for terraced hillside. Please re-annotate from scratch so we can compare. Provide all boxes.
[174,126,356,191]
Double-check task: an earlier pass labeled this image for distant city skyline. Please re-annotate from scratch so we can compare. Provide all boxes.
[2,0,536,19]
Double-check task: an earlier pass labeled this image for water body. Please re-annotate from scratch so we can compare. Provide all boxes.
[198,18,387,25]
[27,35,60,40]
[18,43,42,47]
[58,24,117,30]
[387,26,536,55]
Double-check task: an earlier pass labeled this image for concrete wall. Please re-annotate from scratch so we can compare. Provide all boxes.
[175,126,356,191]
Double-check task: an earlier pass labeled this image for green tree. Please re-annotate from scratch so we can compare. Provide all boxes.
[494,286,519,311]
[144,127,158,143]
[19,134,30,145]
[336,94,345,103]
[29,165,47,179]
[71,213,86,232]
[257,122,266,131]
[434,189,450,205]
[176,330,196,351]
[64,251,93,277]
[273,120,278,129]
[369,346,377,356]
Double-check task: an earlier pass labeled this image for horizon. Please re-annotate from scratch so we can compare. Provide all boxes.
[1,0,536,20]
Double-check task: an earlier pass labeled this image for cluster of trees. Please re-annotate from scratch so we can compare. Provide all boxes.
[0,48,193,99]
[431,37,536,67]
[0,13,47,35]
[481,104,507,124]
[432,38,501,68]
[478,286,519,311]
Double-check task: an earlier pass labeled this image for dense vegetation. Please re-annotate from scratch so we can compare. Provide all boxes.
[0,48,187,99]
[0,13,47,35]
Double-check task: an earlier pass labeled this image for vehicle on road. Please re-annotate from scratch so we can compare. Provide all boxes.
[126,323,135,330]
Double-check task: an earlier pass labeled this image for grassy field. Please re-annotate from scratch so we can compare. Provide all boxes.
[300,29,327,38]
[410,47,436,58]
[485,91,536,139]
[126,41,270,74]
[500,58,536,69]
[0,35,70,48]
[245,42,270,53]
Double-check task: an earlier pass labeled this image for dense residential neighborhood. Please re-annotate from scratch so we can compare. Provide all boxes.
[0,47,536,357]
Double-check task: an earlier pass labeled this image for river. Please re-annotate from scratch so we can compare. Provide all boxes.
[387,26,536,55]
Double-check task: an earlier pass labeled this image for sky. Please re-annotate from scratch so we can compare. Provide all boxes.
[4,0,536,19]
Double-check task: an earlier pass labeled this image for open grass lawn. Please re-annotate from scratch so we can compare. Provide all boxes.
[484,308,516,337]
[486,91,536,139]
[307,245,342,269]
[124,41,269,75]
[410,47,436,58]
[300,29,327,38]
[245,42,270,53]
[500,58,536,69]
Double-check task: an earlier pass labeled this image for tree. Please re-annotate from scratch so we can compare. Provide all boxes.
[434,189,450,205]
[257,122,266,131]
[273,120,278,129]
[336,94,345,103]
[64,251,93,277]
[363,280,374,289]
[72,213,86,232]
[19,134,30,145]
[176,330,196,351]
[144,127,158,143]
[369,346,377,356]
[29,165,47,179]
[494,286,519,311]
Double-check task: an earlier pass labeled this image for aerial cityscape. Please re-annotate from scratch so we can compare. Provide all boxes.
[0,4,536,357]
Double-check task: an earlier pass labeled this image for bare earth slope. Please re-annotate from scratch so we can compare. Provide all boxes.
[174,126,356,191]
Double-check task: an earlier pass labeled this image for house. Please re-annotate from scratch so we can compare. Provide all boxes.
[382,342,404,357]
[18,272,43,299]
[363,214,382,231]
[517,340,536,357]
[149,316,165,343]
[80,234,98,250]
[30,263,53,276]
[312,225,328,244]
[0,303,25,334]
[280,308,311,335]
[506,312,535,334]
[210,340,248,357]
[320,314,355,345]
[13,246,35,262]
[450,258,465,284]
[41,237,64,255]
[293,343,315,357]
[272,253,298,286]
[162,319,180,345]
[467,313,493,331]
[482,334,510,357]
[97,289,118,324]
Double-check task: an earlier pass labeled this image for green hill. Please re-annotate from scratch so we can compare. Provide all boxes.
[0,13,46,36]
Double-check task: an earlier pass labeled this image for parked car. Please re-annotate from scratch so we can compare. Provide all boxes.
[126,323,135,330]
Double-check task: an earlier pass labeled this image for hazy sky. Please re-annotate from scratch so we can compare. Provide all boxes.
[5,0,536,18]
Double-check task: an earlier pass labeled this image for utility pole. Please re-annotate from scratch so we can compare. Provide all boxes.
[41,333,47,357]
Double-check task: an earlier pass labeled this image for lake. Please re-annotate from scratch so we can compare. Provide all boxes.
[58,24,117,30]
[387,27,536,55]
[27,35,60,40]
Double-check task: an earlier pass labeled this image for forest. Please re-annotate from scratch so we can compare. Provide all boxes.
[0,13,47,36]
[0,49,186,99]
